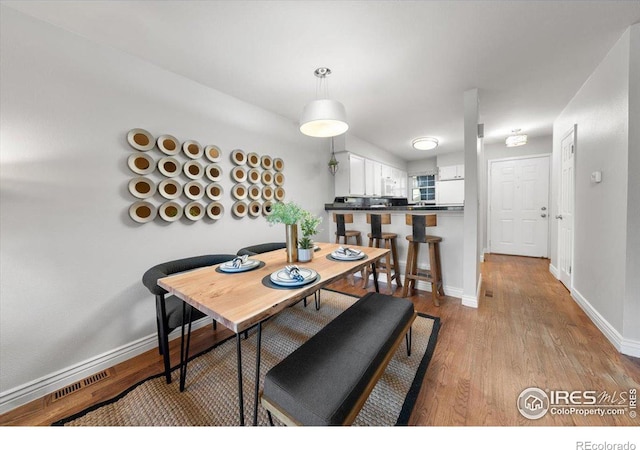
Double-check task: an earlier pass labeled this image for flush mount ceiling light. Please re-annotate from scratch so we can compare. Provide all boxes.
[299,67,348,138]
[412,137,439,151]
[505,129,528,147]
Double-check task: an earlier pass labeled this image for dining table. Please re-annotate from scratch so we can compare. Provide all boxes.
[157,242,390,426]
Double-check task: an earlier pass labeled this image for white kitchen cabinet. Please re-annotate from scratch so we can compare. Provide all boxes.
[436,179,464,204]
[334,152,365,196]
[370,160,383,196]
[438,164,464,181]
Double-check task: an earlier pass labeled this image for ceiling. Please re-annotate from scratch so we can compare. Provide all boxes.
[5,1,640,161]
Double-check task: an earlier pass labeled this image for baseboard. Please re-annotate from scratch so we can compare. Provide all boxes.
[354,266,463,299]
[461,273,481,308]
[571,288,640,358]
[549,263,559,279]
[0,318,211,415]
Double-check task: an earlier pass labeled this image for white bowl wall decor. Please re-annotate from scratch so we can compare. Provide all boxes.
[275,186,286,201]
[205,163,222,182]
[232,184,248,200]
[247,152,260,168]
[248,201,262,218]
[274,172,285,186]
[158,157,182,177]
[128,153,156,175]
[262,185,274,201]
[231,149,246,165]
[127,128,155,151]
[159,179,182,199]
[248,184,261,200]
[157,135,181,155]
[232,201,248,218]
[247,168,261,184]
[183,160,204,180]
[261,155,273,170]
[206,183,224,201]
[207,202,224,220]
[182,140,204,159]
[204,145,222,162]
[159,201,183,222]
[261,170,274,185]
[262,200,273,216]
[128,177,156,199]
[273,158,284,172]
[129,201,157,223]
[184,181,205,200]
[231,166,247,183]
[185,201,205,221]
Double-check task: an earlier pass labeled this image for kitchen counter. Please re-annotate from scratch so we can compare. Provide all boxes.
[324,203,464,211]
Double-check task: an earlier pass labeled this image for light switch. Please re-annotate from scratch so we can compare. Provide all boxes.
[591,171,602,183]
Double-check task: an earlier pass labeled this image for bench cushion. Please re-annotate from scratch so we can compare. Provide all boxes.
[262,292,415,426]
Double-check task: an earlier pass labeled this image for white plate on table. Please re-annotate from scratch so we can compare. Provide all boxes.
[219,259,261,273]
[270,268,317,286]
[331,250,366,261]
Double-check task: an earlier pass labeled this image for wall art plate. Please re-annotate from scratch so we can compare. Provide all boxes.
[247,168,261,184]
[274,172,285,186]
[261,155,273,170]
[127,153,156,175]
[158,157,182,177]
[158,179,182,199]
[207,202,224,220]
[275,186,286,201]
[273,158,284,172]
[232,201,248,218]
[127,128,155,151]
[184,180,205,200]
[248,184,262,200]
[248,201,262,218]
[205,163,222,182]
[129,201,157,223]
[247,152,260,168]
[261,170,274,185]
[183,160,204,180]
[204,145,222,162]
[262,185,274,201]
[262,200,273,216]
[232,183,248,200]
[185,201,205,221]
[183,140,204,159]
[157,135,180,156]
[128,177,156,199]
[231,166,247,183]
[206,183,223,201]
[231,149,246,165]
[159,201,183,222]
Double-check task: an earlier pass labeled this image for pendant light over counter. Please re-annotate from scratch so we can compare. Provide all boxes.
[299,67,349,138]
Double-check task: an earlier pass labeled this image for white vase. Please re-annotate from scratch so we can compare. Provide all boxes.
[298,247,314,262]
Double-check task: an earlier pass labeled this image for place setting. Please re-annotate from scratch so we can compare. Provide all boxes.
[262,264,319,289]
[327,246,368,262]
[216,255,264,273]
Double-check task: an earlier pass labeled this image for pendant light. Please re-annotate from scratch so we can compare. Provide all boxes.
[505,129,528,147]
[299,67,349,138]
[328,137,339,175]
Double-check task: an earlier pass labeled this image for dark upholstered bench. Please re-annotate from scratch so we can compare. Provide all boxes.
[261,292,417,426]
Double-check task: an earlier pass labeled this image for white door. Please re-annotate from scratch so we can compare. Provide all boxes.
[558,126,575,289]
[489,156,550,257]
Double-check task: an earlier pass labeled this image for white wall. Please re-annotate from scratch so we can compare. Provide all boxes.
[0,6,334,406]
[552,25,639,355]
[406,156,437,176]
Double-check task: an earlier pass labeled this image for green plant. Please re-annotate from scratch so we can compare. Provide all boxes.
[298,210,322,249]
[266,201,305,226]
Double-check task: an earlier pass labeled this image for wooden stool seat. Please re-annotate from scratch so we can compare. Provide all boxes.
[361,214,402,294]
[402,214,444,306]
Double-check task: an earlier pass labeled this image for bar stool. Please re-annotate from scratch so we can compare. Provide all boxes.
[333,213,362,246]
[361,213,402,294]
[402,214,444,306]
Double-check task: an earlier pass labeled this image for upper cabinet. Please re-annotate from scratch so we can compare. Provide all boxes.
[438,164,464,181]
[334,152,404,197]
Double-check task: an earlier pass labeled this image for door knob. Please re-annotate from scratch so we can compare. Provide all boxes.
[555,215,563,220]
[541,214,547,218]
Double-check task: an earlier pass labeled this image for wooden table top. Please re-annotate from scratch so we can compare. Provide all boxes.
[158,242,390,333]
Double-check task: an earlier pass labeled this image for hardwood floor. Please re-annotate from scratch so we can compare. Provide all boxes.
[1,254,638,426]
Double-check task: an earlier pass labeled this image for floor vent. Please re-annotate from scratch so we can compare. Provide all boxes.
[51,369,111,402]
[485,290,494,298]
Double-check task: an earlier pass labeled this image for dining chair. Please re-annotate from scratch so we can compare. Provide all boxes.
[142,254,237,384]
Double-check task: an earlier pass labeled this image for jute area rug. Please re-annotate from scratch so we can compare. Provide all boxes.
[55,289,440,426]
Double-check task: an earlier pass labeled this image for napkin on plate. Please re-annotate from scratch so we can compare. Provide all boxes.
[336,246,362,257]
[285,265,305,282]
[231,255,248,268]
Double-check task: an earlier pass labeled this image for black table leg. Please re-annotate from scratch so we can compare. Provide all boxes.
[236,333,245,426]
[372,261,380,293]
[253,321,262,426]
[179,302,193,392]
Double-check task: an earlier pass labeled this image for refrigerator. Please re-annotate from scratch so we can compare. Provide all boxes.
[436,179,464,204]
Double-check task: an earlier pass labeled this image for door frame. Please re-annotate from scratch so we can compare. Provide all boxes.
[557,125,577,290]
[487,153,552,257]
